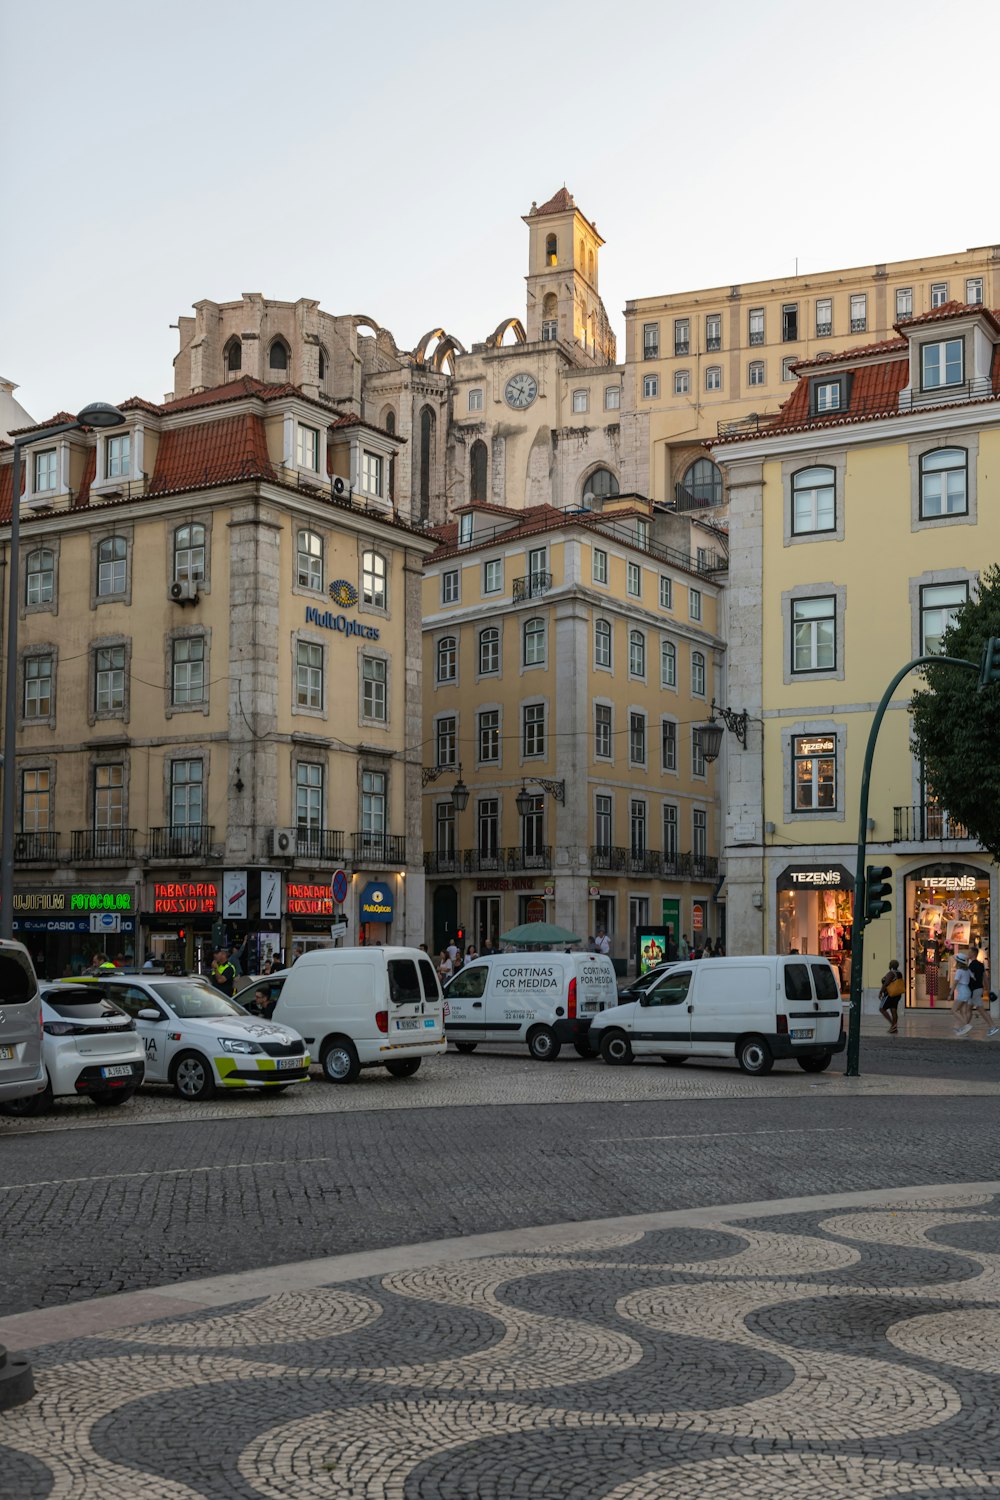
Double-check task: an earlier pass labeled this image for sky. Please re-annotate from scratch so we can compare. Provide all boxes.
[5,0,1000,423]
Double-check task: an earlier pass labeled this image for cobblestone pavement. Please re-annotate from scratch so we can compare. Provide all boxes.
[2,1187,999,1497]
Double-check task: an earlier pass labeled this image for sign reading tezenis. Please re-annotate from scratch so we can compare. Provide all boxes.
[287,882,333,916]
[154,882,218,914]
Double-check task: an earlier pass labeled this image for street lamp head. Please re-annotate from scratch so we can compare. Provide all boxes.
[515,782,533,819]
[451,776,470,814]
[75,402,125,429]
[699,720,725,764]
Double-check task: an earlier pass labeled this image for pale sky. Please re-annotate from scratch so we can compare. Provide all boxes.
[6,0,999,423]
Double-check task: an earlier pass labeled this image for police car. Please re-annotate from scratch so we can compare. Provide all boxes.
[96,975,309,1101]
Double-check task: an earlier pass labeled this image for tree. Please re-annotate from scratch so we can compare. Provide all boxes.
[910,565,1000,860]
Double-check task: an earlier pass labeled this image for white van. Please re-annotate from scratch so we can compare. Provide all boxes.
[589,954,845,1075]
[272,946,446,1083]
[443,952,618,1060]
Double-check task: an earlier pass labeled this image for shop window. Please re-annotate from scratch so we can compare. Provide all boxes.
[907,865,990,1010]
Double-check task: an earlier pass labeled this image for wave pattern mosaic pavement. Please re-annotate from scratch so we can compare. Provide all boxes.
[3,1194,1000,1497]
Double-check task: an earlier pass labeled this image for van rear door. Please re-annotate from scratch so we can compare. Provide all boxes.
[416,957,445,1040]
[782,961,842,1047]
[575,956,617,1015]
[386,956,429,1042]
[0,945,43,1093]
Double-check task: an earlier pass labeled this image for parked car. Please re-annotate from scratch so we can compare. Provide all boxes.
[95,975,310,1101]
[443,952,618,1060]
[1,982,145,1116]
[0,940,47,1111]
[234,971,291,1017]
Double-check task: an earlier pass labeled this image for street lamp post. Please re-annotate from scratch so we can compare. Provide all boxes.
[1,404,124,940]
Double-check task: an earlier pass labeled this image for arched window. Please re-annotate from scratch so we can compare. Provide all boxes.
[317,347,327,381]
[419,405,435,520]
[479,627,500,675]
[470,439,488,502]
[683,459,723,506]
[919,448,968,519]
[545,233,557,265]
[97,536,127,596]
[436,635,457,683]
[268,338,289,372]
[173,522,206,584]
[583,467,619,500]
[691,650,706,697]
[594,618,612,668]
[224,338,242,374]
[381,410,396,501]
[362,550,386,609]
[25,548,54,606]
[588,248,595,282]
[523,617,546,667]
[296,529,323,591]
[383,409,396,434]
[629,629,646,678]
[660,638,676,688]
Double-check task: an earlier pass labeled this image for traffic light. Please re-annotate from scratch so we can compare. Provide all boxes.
[979,637,1000,690]
[865,866,893,922]
[178,928,186,941]
[455,926,465,944]
[212,919,225,949]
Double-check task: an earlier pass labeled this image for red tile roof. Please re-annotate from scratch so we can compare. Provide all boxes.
[534,187,575,216]
[0,454,24,522]
[149,414,275,496]
[161,376,337,418]
[328,414,404,443]
[895,300,1000,335]
[7,411,79,438]
[794,337,908,370]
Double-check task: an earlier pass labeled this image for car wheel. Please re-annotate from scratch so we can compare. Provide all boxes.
[797,1054,832,1073]
[573,1040,594,1059]
[737,1036,774,1075]
[600,1030,633,1065]
[91,1087,137,1107]
[172,1051,217,1101]
[527,1026,561,1062]
[0,1078,53,1117]
[385,1058,421,1078]
[453,1042,478,1054]
[321,1038,360,1084]
[661,1055,688,1065]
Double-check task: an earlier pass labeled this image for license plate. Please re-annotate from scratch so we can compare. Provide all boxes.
[396,1018,419,1031]
[276,1056,301,1071]
[101,1064,133,1079]
[424,1018,436,1028]
[791,1028,814,1040]
[0,1045,14,1061]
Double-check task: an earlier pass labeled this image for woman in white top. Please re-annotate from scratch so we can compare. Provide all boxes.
[952,956,973,1035]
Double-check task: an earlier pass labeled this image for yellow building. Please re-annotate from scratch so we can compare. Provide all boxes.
[421,497,726,963]
[1,377,434,976]
[712,299,997,1007]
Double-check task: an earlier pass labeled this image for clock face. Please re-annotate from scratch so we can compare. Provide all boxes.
[504,372,538,409]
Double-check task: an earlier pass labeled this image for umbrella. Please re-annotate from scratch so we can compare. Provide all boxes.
[499,921,581,947]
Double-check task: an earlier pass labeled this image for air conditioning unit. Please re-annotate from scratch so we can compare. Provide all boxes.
[271,828,295,856]
[332,476,348,497]
[169,579,199,604]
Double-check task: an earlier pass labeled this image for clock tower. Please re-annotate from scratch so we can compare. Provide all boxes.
[523,188,616,364]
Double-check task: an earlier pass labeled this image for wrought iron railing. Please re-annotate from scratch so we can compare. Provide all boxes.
[588,847,718,879]
[894,805,971,842]
[352,832,406,865]
[512,572,553,602]
[13,831,60,863]
[673,483,723,512]
[295,828,345,861]
[147,825,214,859]
[72,828,136,862]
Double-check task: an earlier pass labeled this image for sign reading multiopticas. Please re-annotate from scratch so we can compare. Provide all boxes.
[304,606,380,640]
[287,882,334,916]
[359,882,394,922]
[13,890,133,911]
[153,882,218,914]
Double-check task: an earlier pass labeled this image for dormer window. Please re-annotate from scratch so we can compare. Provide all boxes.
[106,434,130,480]
[33,449,57,493]
[809,376,850,416]
[361,450,383,497]
[816,381,842,412]
[459,513,474,546]
[296,424,319,471]
[922,339,963,390]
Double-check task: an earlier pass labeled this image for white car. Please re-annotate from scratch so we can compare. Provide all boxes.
[0,981,145,1116]
[97,975,310,1101]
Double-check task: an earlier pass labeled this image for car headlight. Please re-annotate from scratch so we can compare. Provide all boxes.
[218,1037,263,1054]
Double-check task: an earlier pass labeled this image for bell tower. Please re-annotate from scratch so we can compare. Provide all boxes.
[523,187,615,364]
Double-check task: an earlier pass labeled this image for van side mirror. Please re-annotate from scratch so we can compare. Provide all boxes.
[137,1008,162,1021]
[638,993,651,1007]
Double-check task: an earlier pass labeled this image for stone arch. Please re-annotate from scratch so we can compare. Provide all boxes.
[545,233,557,265]
[224,337,242,375]
[486,317,527,348]
[267,336,289,373]
[470,440,488,502]
[419,404,436,521]
[430,335,466,374]
[581,465,620,501]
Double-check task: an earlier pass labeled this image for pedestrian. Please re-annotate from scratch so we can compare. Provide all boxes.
[446,938,459,967]
[587,935,597,953]
[465,943,478,962]
[716,940,726,957]
[952,955,973,1035]
[596,929,611,957]
[703,937,715,958]
[483,938,495,956]
[437,949,454,983]
[678,933,691,959]
[878,959,904,1034]
[211,948,236,997]
[966,953,998,1035]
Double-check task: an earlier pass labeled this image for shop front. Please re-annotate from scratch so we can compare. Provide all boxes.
[12,886,138,979]
[776,863,854,994]
[357,880,394,947]
[905,862,991,1008]
[144,880,220,974]
[286,879,336,961]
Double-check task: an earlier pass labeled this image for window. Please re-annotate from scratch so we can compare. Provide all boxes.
[660,638,676,688]
[268,339,288,371]
[693,808,707,861]
[850,293,867,332]
[361,450,383,496]
[595,794,612,850]
[595,618,612,668]
[545,233,557,264]
[361,770,386,842]
[684,458,722,504]
[629,711,646,766]
[436,635,457,683]
[692,729,706,778]
[595,703,612,759]
[174,523,206,585]
[479,627,500,675]
[815,298,832,337]
[749,307,764,345]
[630,800,647,856]
[521,792,544,856]
[436,715,457,767]
[528,547,547,586]
[792,734,836,811]
[362,550,386,608]
[362,656,386,720]
[792,596,836,673]
[661,719,677,771]
[470,440,488,502]
[441,569,459,604]
[296,640,323,709]
[691,650,706,697]
[689,587,702,622]
[627,561,641,598]
[523,702,545,757]
[459,513,474,546]
[585,467,619,499]
[171,760,203,828]
[705,365,722,391]
[659,576,672,610]
[225,338,242,373]
[296,763,322,831]
[966,277,984,306]
[572,389,589,414]
[782,304,798,341]
[478,709,499,763]
[478,798,499,857]
[21,769,50,832]
[318,347,327,381]
[171,636,205,705]
[643,374,659,399]
[635,518,649,549]
[593,548,608,585]
[94,764,124,832]
[673,370,690,395]
[297,425,319,471]
[296,529,323,591]
[643,322,660,358]
[791,465,835,534]
[468,387,484,411]
[25,549,54,606]
[921,339,963,390]
[629,629,646,678]
[523,617,546,667]
[34,449,57,492]
[748,360,765,387]
[896,287,913,319]
[705,313,721,351]
[663,803,678,858]
[604,385,621,410]
[97,536,127,596]
[541,318,558,341]
[919,448,968,518]
[476,558,499,595]
[95,645,126,712]
[921,582,968,655]
[435,802,455,858]
[782,356,797,382]
[673,318,689,355]
[23,654,52,718]
[931,282,948,308]
[106,434,130,480]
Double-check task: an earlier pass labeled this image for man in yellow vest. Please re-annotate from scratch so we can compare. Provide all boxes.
[211,949,236,997]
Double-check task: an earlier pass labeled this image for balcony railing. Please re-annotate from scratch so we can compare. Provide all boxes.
[589,847,719,880]
[894,804,971,842]
[352,832,406,866]
[13,831,60,863]
[512,571,553,602]
[673,482,723,513]
[749,330,764,346]
[295,828,345,861]
[424,846,551,875]
[72,828,136,862]
[147,825,214,859]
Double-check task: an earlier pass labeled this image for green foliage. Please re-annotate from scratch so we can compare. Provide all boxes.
[910,565,1000,860]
